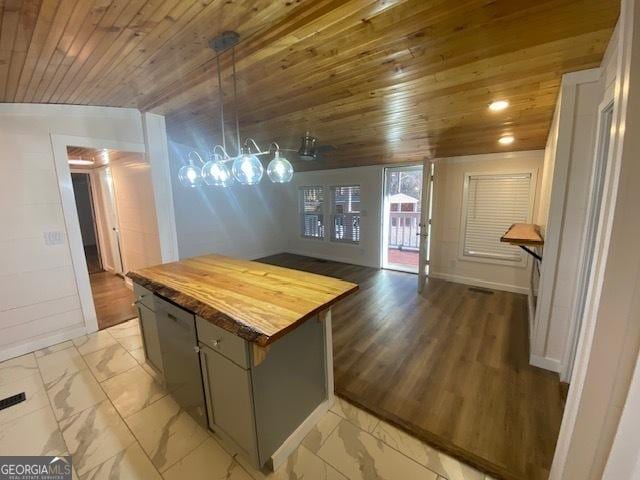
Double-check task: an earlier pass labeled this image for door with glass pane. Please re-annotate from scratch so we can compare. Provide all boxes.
[418,161,434,292]
[382,165,424,273]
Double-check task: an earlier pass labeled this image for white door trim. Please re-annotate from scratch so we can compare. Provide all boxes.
[50,134,145,334]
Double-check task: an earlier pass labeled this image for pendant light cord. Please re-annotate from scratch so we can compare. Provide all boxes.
[232,46,241,155]
[216,55,226,152]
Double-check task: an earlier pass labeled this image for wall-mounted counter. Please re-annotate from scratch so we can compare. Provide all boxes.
[127,254,358,470]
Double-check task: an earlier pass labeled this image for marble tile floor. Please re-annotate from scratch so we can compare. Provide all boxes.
[0,318,496,480]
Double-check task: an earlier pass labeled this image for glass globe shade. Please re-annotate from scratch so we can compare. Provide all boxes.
[267,152,294,183]
[178,164,202,188]
[232,150,263,185]
[202,156,234,187]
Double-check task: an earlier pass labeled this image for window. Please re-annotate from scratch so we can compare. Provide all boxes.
[331,185,360,243]
[300,187,325,238]
[461,172,534,264]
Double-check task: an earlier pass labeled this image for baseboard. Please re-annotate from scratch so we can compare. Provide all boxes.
[530,353,562,373]
[429,271,529,294]
[0,324,88,363]
[270,398,333,470]
[527,292,536,340]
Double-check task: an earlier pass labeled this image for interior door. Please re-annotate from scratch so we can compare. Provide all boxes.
[96,167,125,275]
[418,160,434,292]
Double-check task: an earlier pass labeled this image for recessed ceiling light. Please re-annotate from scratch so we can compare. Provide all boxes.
[498,135,515,145]
[68,159,95,166]
[489,100,509,112]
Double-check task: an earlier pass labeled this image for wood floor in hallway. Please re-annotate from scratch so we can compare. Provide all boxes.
[90,272,136,330]
[258,253,566,480]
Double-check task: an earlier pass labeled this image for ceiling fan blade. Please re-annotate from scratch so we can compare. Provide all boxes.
[316,144,337,153]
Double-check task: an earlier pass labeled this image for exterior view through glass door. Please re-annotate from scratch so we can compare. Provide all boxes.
[382,165,424,273]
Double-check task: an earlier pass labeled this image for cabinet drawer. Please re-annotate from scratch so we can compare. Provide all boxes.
[133,283,155,311]
[196,316,249,369]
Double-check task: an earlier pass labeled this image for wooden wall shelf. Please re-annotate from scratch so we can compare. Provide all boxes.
[500,223,544,261]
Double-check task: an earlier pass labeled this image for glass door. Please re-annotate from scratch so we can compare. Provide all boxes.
[382,165,424,273]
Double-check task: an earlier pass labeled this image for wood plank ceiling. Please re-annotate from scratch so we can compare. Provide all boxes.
[0,0,619,170]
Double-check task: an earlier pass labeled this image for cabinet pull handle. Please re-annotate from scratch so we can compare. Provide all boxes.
[211,339,221,347]
[167,313,177,321]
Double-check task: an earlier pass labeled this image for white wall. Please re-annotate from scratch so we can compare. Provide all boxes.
[169,142,288,260]
[110,154,163,272]
[532,69,603,373]
[283,165,384,268]
[429,151,544,294]
[0,104,146,361]
[552,3,640,476]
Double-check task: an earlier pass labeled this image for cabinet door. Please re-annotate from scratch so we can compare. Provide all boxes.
[138,303,163,373]
[199,344,257,461]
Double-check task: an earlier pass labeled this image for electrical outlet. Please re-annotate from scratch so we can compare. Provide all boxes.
[43,231,65,246]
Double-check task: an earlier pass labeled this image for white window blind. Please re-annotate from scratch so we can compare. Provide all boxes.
[331,185,361,243]
[300,187,325,238]
[462,173,532,262]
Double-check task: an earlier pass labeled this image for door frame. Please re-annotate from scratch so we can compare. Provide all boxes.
[69,170,104,273]
[551,0,640,476]
[381,163,425,274]
[560,95,615,382]
[51,134,146,334]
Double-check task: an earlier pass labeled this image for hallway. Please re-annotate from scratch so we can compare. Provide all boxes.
[90,273,136,330]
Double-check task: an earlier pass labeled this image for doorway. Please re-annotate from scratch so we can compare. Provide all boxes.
[67,146,162,330]
[382,165,424,273]
[71,173,102,274]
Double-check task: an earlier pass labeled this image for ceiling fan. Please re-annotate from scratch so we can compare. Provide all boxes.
[289,133,337,161]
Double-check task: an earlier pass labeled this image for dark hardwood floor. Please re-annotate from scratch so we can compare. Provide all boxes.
[89,272,136,330]
[84,244,102,274]
[259,253,565,480]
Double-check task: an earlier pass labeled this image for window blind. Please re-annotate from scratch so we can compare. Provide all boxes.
[462,173,532,262]
[331,185,361,243]
[300,186,325,238]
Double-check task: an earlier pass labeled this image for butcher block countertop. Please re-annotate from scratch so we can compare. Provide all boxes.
[127,254,358,347]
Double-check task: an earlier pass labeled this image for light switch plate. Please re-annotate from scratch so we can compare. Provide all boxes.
[43,231,65,246]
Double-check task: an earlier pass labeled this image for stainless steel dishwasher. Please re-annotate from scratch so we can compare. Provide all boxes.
[155,295,207,427]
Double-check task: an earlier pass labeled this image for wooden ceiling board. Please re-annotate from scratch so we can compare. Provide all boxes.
[0,0,619,170]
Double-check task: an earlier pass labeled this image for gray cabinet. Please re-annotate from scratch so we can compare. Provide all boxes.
[133,284,163,374]
[197,314,327,469]
[199,344,259,464]
[155,296,207,428]
[130,281,329,470]
[138,303,163,373]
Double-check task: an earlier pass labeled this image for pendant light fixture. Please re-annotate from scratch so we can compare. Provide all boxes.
[267,150,294,183]
[180,31,299,188]
[178,151,204,188]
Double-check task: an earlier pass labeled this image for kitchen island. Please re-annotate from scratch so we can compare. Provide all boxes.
[127,254,358,470]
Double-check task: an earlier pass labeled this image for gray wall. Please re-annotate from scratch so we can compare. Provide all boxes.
[168,142,288,260]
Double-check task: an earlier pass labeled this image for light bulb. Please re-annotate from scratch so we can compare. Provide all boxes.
[489,100,509,112]
[202,155,234,187]
[232,150,263,185]
[178,164,202,188]
[267,152,294,183]
[498,135,515,145]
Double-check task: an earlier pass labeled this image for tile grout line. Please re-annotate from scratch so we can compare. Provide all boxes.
[328,404,447,479]
[28,325,463,480]
[95,320,215,478]
[86,322,166,479]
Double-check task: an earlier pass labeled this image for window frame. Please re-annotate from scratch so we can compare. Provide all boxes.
[299,186,326,240]
[329,184,361,245]
[458,170,537,267]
